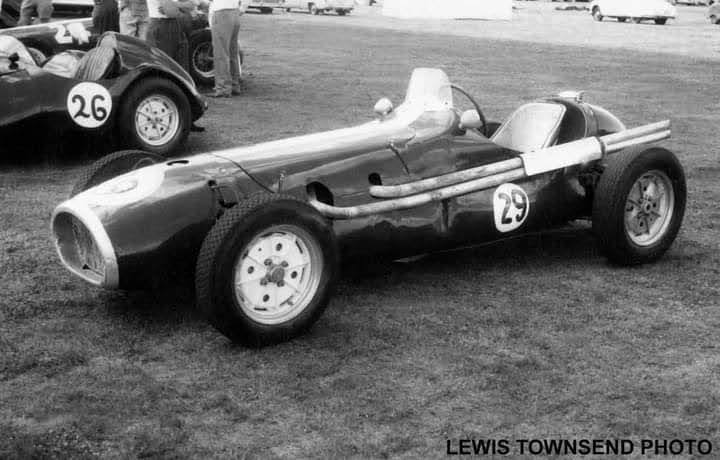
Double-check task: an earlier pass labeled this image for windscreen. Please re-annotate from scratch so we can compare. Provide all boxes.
[402,68,454,111]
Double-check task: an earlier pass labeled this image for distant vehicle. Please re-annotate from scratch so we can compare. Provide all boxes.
[247,0,282,14]
[709,2,720,22]
[590,0,677,24]
[52,0,93,16]
[283,0,354,15]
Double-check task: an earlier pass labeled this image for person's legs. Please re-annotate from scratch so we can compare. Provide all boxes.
[211,11,232,96]
[136,17,149,40]
[229,11,241,94]
[35,0,53,23]
[119,8,137,36]
[17,0,37,26]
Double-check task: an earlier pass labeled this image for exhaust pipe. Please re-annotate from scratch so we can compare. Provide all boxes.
[310,120,670,220]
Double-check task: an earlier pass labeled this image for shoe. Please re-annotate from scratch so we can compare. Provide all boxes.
[208,92,231,98]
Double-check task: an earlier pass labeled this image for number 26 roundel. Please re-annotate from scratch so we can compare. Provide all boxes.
[66,82,112,129]
[493,183,529,233]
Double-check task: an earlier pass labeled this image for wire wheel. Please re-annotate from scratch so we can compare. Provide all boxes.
[134,94,180,147]
[233,224,323,325]
[624,170,674,247]
[191,41,214,79]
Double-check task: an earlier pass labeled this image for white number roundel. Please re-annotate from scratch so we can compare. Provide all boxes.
[66,82,112,128]
[493,183,530,233]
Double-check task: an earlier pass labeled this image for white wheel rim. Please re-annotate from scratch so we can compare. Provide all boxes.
[134,94,180,147]
[624,170,674,247]
[233,224,323,325]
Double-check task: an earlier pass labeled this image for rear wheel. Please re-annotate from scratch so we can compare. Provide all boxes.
[617,16,627,22]
[592,6,603,21]
[118,77,191,156]
[655,17,668,24]
[259,7,273,13]
[70,150,164,197]
[188,30,214,86]
[195,193,339,346]
[336,9,347,15]
[592,147,686,265]
[309,3,320,14]
[632,17,643,23]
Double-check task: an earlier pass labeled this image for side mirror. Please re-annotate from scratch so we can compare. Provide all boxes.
[459,110,483,131]
[374,97,394,119]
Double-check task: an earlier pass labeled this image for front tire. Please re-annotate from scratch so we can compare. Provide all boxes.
[655,17,668,24]
[592,147,686,265]
[69,150,164,197]
[310,3,319,14]
[195,193,339,346]
[592,7,603,21]
[118,77,191,156]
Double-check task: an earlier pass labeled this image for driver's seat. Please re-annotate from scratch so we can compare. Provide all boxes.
[490,102,567,153]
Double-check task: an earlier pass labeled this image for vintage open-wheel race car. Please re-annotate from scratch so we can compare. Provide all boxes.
[51,68,686,346]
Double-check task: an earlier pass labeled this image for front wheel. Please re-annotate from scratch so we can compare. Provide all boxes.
[632,17,643,23]
[336,9,347,15]
[309,3,319,14]
[592,7,603,21]
[195,193,339,346]
[592,147,686,266]
[118,77,191,156]
[69,150,164,197]
[617,17,627,22]
[654,17,668,24]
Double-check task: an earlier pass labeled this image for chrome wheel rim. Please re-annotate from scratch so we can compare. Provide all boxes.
[233,224,323,325]
[134,94,180,147]
[624,170,674,247]
[192,42,214,79]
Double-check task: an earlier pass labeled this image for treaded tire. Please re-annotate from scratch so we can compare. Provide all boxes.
[188,29,214,86]
[70,149,164,197]
[592,147,686,266]
[195,193,339,346]
[118,77,191,156]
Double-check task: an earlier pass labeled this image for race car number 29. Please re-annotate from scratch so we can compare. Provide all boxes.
[66,82,112,128]
[493,183,530,232]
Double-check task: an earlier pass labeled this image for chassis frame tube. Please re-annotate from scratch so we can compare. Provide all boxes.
[310,121,671,220]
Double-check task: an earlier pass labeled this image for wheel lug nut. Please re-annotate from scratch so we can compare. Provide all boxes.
[264,259,272,266]
[281,261,289,267]
[278,281,284,287]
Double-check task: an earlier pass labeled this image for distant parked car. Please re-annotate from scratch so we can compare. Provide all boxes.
[283,0,354,15]
[590,0,677,24]
[708,2,720,22]
[247,0,282,14]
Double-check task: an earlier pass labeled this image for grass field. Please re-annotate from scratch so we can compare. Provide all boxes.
[1,12,720,459]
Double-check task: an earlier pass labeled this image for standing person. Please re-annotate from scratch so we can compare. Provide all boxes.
[17,0,53,25]
[209,0,242,97]
[118,0,149,40]
[92,0,120,34]
[145,0,193,70]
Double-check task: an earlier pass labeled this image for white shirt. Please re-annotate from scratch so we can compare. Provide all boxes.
[146,0,168,18]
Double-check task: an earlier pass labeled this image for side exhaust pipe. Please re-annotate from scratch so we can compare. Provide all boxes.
[310,120,670,220]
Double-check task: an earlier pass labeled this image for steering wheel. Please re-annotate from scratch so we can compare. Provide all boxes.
[451,84,488,137]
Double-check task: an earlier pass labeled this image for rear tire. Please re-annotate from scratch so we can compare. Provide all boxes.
[188,30,214,86]
[654,17,668,24]
[592,6,603,21]
[118,77,191,156]
[617,17,627,22]
[592,147,686,266]
[70,150,164,197]
[310,3,319,14]
[195,193,340,346]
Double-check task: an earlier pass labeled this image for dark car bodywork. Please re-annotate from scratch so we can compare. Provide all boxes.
[50,68,658,291]
[0,32,204,136]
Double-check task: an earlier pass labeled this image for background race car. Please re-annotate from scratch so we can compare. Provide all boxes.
[0,32,206,155]
[0,0,224,85]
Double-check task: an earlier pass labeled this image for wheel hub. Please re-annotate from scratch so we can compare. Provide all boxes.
[624,170,674,246]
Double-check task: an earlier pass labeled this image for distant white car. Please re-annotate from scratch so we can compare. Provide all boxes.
[590,0,677,24]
